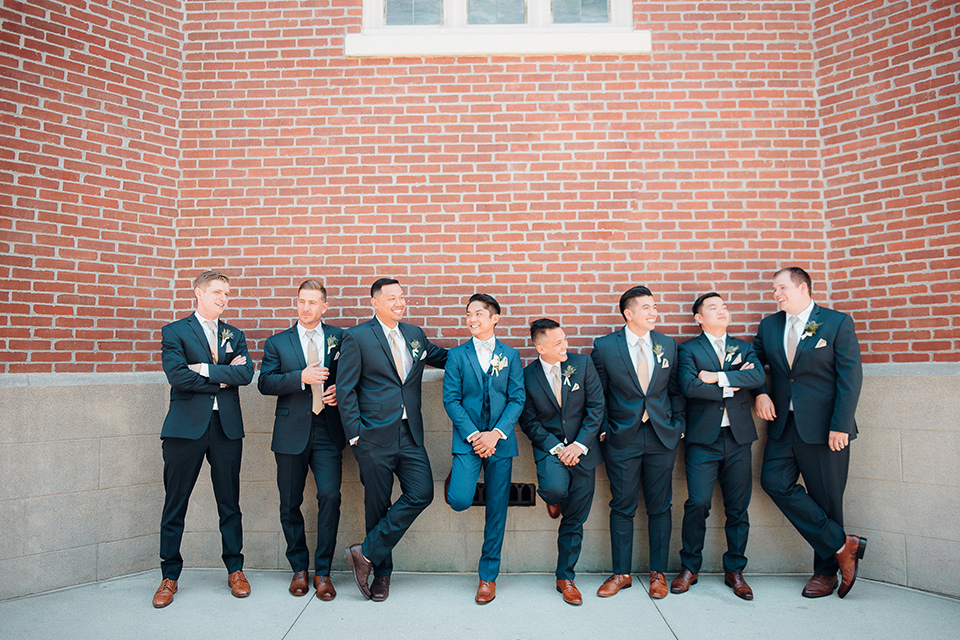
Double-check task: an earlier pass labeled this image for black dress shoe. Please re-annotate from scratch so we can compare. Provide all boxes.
[345,544,373,599]
[371,576,391,602]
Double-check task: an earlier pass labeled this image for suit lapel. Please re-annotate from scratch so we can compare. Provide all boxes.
[771,311,790,371]
[286,324,307,369]
[793,305,821,368]
[369,320,402,383]
[648,331,663,388]
[697,333,719,370]
[188,314,215,364]
[534,362,561,411]
[465,339,486,384]
[615,329,644,394]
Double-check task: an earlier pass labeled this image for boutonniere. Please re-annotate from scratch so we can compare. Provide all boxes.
[409,340,421,359]
[562,365,576,387]
[219,328,234,351]
[801,320,822,340]
[724,345,739,362]
[489,353,508,376]
[652,343,668,368]
[326,335,339,355]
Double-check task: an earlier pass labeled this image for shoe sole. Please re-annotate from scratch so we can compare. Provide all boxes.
[345,548,372,600]
[838,536,867,599]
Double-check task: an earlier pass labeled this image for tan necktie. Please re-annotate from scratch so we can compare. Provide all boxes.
[306,330,323,414]
[714,338,725,367]
[786,316,800,368]
[552,365,562,407]
[204,320,218,364]
[637,340,650,422]
[389,329,407,380]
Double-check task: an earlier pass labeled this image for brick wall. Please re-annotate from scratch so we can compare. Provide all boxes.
[0,0,182,373]
[815,0,960,363]
[2,0,956,373]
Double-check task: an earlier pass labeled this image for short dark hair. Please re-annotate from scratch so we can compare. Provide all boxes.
[692,292,722,316]
[298,279,327,300]
[467,293,501,316]
[193,270,229,290]
[370,278,400,297]
[530,318,561,343]
[619,285,653,319]
[774,267,813,292]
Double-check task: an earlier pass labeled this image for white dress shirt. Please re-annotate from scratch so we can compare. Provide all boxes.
[465,336,506,443]
[538,357,588,456]
[377,317,411,419]
[783,300,815,412]
[194,311,219,410]
[298,322,325,390]
[624,325,654,385]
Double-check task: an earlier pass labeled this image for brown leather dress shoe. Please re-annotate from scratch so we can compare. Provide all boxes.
[836,534,867,598]
[546,503,561,519]
[152,578,177,608]
[289,571,309,597]
[371,576,391,602]
[556,579,582,605]
[345,544,373,600]
[476,579,496,604]
[802,573,838,598]
[597,573,632,597]
[228,570,250,598]
[314,575,336,601]
[649,571,668,599]
[670,568,698,594]
[724,571,754,601]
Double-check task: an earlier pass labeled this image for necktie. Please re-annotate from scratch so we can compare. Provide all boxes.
[552,365,562,407]
[637,341,650,422]
[786,316,800,368]
[715,338,725,367]
[205,320,218,364]
[478,341,493,372]
[306,330,323,414]
[389,329,407,380]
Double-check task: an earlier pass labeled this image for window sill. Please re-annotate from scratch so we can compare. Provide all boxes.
[343,29,652,57]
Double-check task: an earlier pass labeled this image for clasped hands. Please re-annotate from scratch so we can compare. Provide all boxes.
[469,431,502,458]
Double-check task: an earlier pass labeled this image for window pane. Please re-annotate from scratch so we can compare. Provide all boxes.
[468,0,526,25]
[553,0,609,24]
[385,0,443,26]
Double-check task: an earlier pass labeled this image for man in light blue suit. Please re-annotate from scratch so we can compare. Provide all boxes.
[443,293,525,604]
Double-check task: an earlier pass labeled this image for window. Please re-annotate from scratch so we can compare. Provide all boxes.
[345,0,650,57]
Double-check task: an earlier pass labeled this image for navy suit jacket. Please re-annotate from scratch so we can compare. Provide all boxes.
[753,304,863,444]
[591,328,686,450]
[160,314,254,440]
[336,318,447,448]
[258,322,345,454]
[519,352,604,470]
[677,332,765,446]
[442,338,524,458]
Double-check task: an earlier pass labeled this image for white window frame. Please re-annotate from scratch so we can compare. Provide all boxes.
[345,0,651,57]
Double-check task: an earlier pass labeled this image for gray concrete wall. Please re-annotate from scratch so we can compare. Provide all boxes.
[1,367,957,601]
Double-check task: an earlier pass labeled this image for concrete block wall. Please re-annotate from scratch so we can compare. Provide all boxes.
[2,366,957,601]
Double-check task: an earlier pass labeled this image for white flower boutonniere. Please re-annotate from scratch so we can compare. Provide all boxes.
[489,354,508,377]
[562,365,576,387]
[724,345,739,362]
[409,340,421,359]
[219,328,234,351]
[801,320,822,341]
[327,335,339,355]
[652,343,664,363]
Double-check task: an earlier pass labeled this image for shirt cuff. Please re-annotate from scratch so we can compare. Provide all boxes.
[493,428,507,440]
[723,387,734,398]
[717,371,730,387]
[466,430,480,443]
[199,363,210,377]
[549,443,564,456]
[573,441,588,455]
[349,436,359,445]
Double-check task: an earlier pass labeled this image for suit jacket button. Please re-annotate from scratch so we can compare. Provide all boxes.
[789,378,795,382]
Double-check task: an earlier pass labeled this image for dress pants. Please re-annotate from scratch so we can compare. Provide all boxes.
[760,412,848,576]
[604,422,677,574]
[536,455,596,580]
[275,412,342,575]
[352,420,434,577]
[447,452,513,582]
[679,428,752,574]
[160,412,243,580]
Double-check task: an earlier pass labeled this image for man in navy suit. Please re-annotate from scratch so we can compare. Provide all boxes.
[153,271,255,608]
[670,293,765,600]
[258,279,345,600]
[754,267,866,598]
[338,278,447,601]
[591,285,685,600]
[442,293,524,604]
[519,319,604,606]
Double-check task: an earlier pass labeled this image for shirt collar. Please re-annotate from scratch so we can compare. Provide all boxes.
[625,325,651,348]
[704,331,728,345]
[539,357,561,376]
[790,301,816,327]
[473,336,496,351]
[298,322,323,341]
[376,316,400,339]
[194,312,217,329]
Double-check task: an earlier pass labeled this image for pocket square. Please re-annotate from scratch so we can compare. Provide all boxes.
[661,359,670,368]
[815,338,827,349]
[334,351,340,361]
[419,350,427,361]
[225,344,234,354]
[732,354,741,365]
[571,383,580,392]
